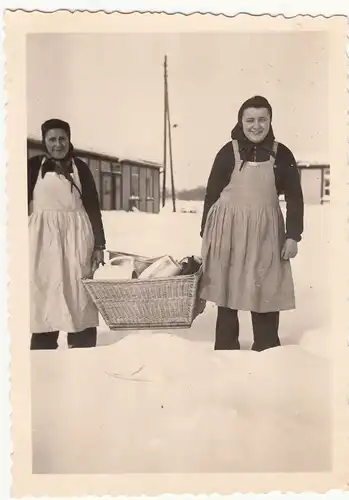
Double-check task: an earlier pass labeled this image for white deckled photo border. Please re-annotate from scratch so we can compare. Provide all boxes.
[3,8,349,498]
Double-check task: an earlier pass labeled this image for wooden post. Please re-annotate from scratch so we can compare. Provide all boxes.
[166,90,176,213]
[162,55,168,207]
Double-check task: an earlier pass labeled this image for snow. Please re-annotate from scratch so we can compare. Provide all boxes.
[297,161,330,167]
[31,201,332,473]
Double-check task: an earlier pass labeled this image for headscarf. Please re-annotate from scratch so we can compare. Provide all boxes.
[40,118,82,197]
[41,118,71,142]
[231,96,275,170]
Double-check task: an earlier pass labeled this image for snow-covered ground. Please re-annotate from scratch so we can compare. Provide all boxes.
[31,201,332,473]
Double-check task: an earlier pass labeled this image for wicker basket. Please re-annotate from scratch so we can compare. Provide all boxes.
[82,266,203,330]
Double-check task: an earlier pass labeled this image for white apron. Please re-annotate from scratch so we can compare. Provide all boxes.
[29,160,99,333]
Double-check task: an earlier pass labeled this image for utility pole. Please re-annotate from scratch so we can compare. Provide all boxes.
[161,55,177,212]
[166,89,176,212]
[162,55,168,208]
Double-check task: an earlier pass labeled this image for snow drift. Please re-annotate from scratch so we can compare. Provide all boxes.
[31,201,332,473]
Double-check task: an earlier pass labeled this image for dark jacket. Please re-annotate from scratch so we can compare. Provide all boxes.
[200,140,304,242]
[28,155,106,249]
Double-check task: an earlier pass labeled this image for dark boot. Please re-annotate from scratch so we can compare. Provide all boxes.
[214,307,240,350]
[67,327,97,349]
[251,311,280,351]
[30,331,59,350]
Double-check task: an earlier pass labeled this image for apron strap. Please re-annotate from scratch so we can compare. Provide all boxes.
[39,156,46,174]
[270,141,279,166]
[72,160,83,194]
[232,140,241,163]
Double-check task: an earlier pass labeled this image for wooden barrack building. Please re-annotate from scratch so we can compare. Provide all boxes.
[27,138,161,213]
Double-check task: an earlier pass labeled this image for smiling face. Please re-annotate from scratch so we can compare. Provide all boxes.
[44,128,70,160]
[241,107,271,143]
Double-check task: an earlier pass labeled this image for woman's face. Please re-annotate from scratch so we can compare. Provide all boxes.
[241,107,271,143]
[44,128,70,159]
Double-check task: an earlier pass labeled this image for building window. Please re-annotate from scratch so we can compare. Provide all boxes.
[130,166,140,210]
[101,160,111,173]
[145,168,155,212]
[131,166,140,196]
[114,173,122,210]
[111,162,121,174]
[146,169,154,199]
[101,173,113,210]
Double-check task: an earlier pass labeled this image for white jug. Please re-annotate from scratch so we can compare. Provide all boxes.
[93,256,135,280]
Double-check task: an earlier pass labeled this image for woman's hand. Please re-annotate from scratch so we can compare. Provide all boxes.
[91,249,105,275]
[281,239,298,260]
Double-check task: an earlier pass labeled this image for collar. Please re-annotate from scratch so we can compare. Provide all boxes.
[41,156,74,177]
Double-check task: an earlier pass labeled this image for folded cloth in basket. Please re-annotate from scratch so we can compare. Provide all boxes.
[137,255,182,279]
[103,251,203,281]
[108,251,161,277]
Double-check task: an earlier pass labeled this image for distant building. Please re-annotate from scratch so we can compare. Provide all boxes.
[27,138,161,213]
[297,162,330,205]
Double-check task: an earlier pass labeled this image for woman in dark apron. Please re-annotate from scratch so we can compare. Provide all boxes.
[200,96,304,351]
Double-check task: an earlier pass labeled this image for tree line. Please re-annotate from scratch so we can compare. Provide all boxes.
[165,186,206,201]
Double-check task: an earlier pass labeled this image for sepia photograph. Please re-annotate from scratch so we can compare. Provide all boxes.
[5,10,349,497]
[27,29,331,473]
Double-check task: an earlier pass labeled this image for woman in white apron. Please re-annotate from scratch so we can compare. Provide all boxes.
[200,96,304,351]
[28,119,106,349]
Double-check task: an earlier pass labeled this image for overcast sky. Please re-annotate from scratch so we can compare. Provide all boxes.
[27,32,328,189]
